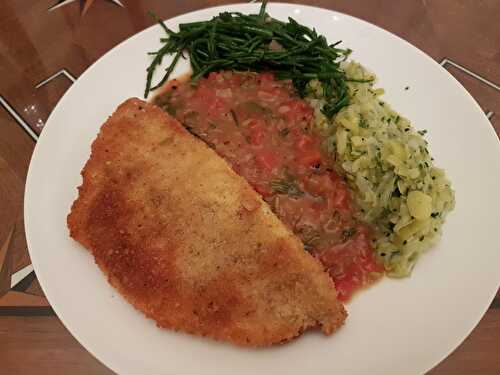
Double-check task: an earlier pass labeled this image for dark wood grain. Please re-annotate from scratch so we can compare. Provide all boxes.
[0,316,112,375]
[0,117,33,273]
[429,309,500,375]
[0,311,498,375]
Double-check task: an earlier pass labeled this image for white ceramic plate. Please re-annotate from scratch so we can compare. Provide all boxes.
[25,3,500,375]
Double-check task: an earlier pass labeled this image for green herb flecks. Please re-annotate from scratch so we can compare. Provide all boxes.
[279,128,290,137]
[359,114,369,128]
[342,227,357,240]
[229,109,239,127]
[270,178,303,197]
[145,1,352,117]
[297,226,321,251]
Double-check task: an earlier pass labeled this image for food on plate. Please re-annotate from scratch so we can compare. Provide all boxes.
[67,98,346,346]
[154,71,383,301]
[145,1,352,117]
[147,1,455,286]
[309,62,455,277]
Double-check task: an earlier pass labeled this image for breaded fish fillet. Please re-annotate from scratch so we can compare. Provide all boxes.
[67,98,346,346]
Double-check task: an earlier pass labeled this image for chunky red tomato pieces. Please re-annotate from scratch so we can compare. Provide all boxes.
[155,71,383,300]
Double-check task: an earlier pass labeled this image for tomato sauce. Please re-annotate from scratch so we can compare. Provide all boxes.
[154,71,383,301]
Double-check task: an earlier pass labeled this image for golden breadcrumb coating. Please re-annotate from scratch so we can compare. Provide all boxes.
[67,98,346,346]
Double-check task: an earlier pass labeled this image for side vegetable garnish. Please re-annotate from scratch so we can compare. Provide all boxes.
[308,62,455,277]
[145,1,356,117]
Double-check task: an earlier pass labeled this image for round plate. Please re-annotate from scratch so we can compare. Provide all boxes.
[25,3,500,375]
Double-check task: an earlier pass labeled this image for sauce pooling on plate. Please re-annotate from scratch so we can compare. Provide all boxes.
[154,71,383,300]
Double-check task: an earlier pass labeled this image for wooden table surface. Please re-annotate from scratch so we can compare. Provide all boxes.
[0,1,498,374]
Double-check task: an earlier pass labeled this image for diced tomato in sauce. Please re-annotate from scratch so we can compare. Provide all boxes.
[154,71,384,301]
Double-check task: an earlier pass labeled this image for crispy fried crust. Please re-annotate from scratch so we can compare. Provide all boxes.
[67,98,346,346]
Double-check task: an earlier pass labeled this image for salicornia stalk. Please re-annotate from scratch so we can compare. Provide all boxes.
[145,1,354,117]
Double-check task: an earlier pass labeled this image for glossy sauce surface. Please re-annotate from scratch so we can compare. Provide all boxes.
[155,71,383,300]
